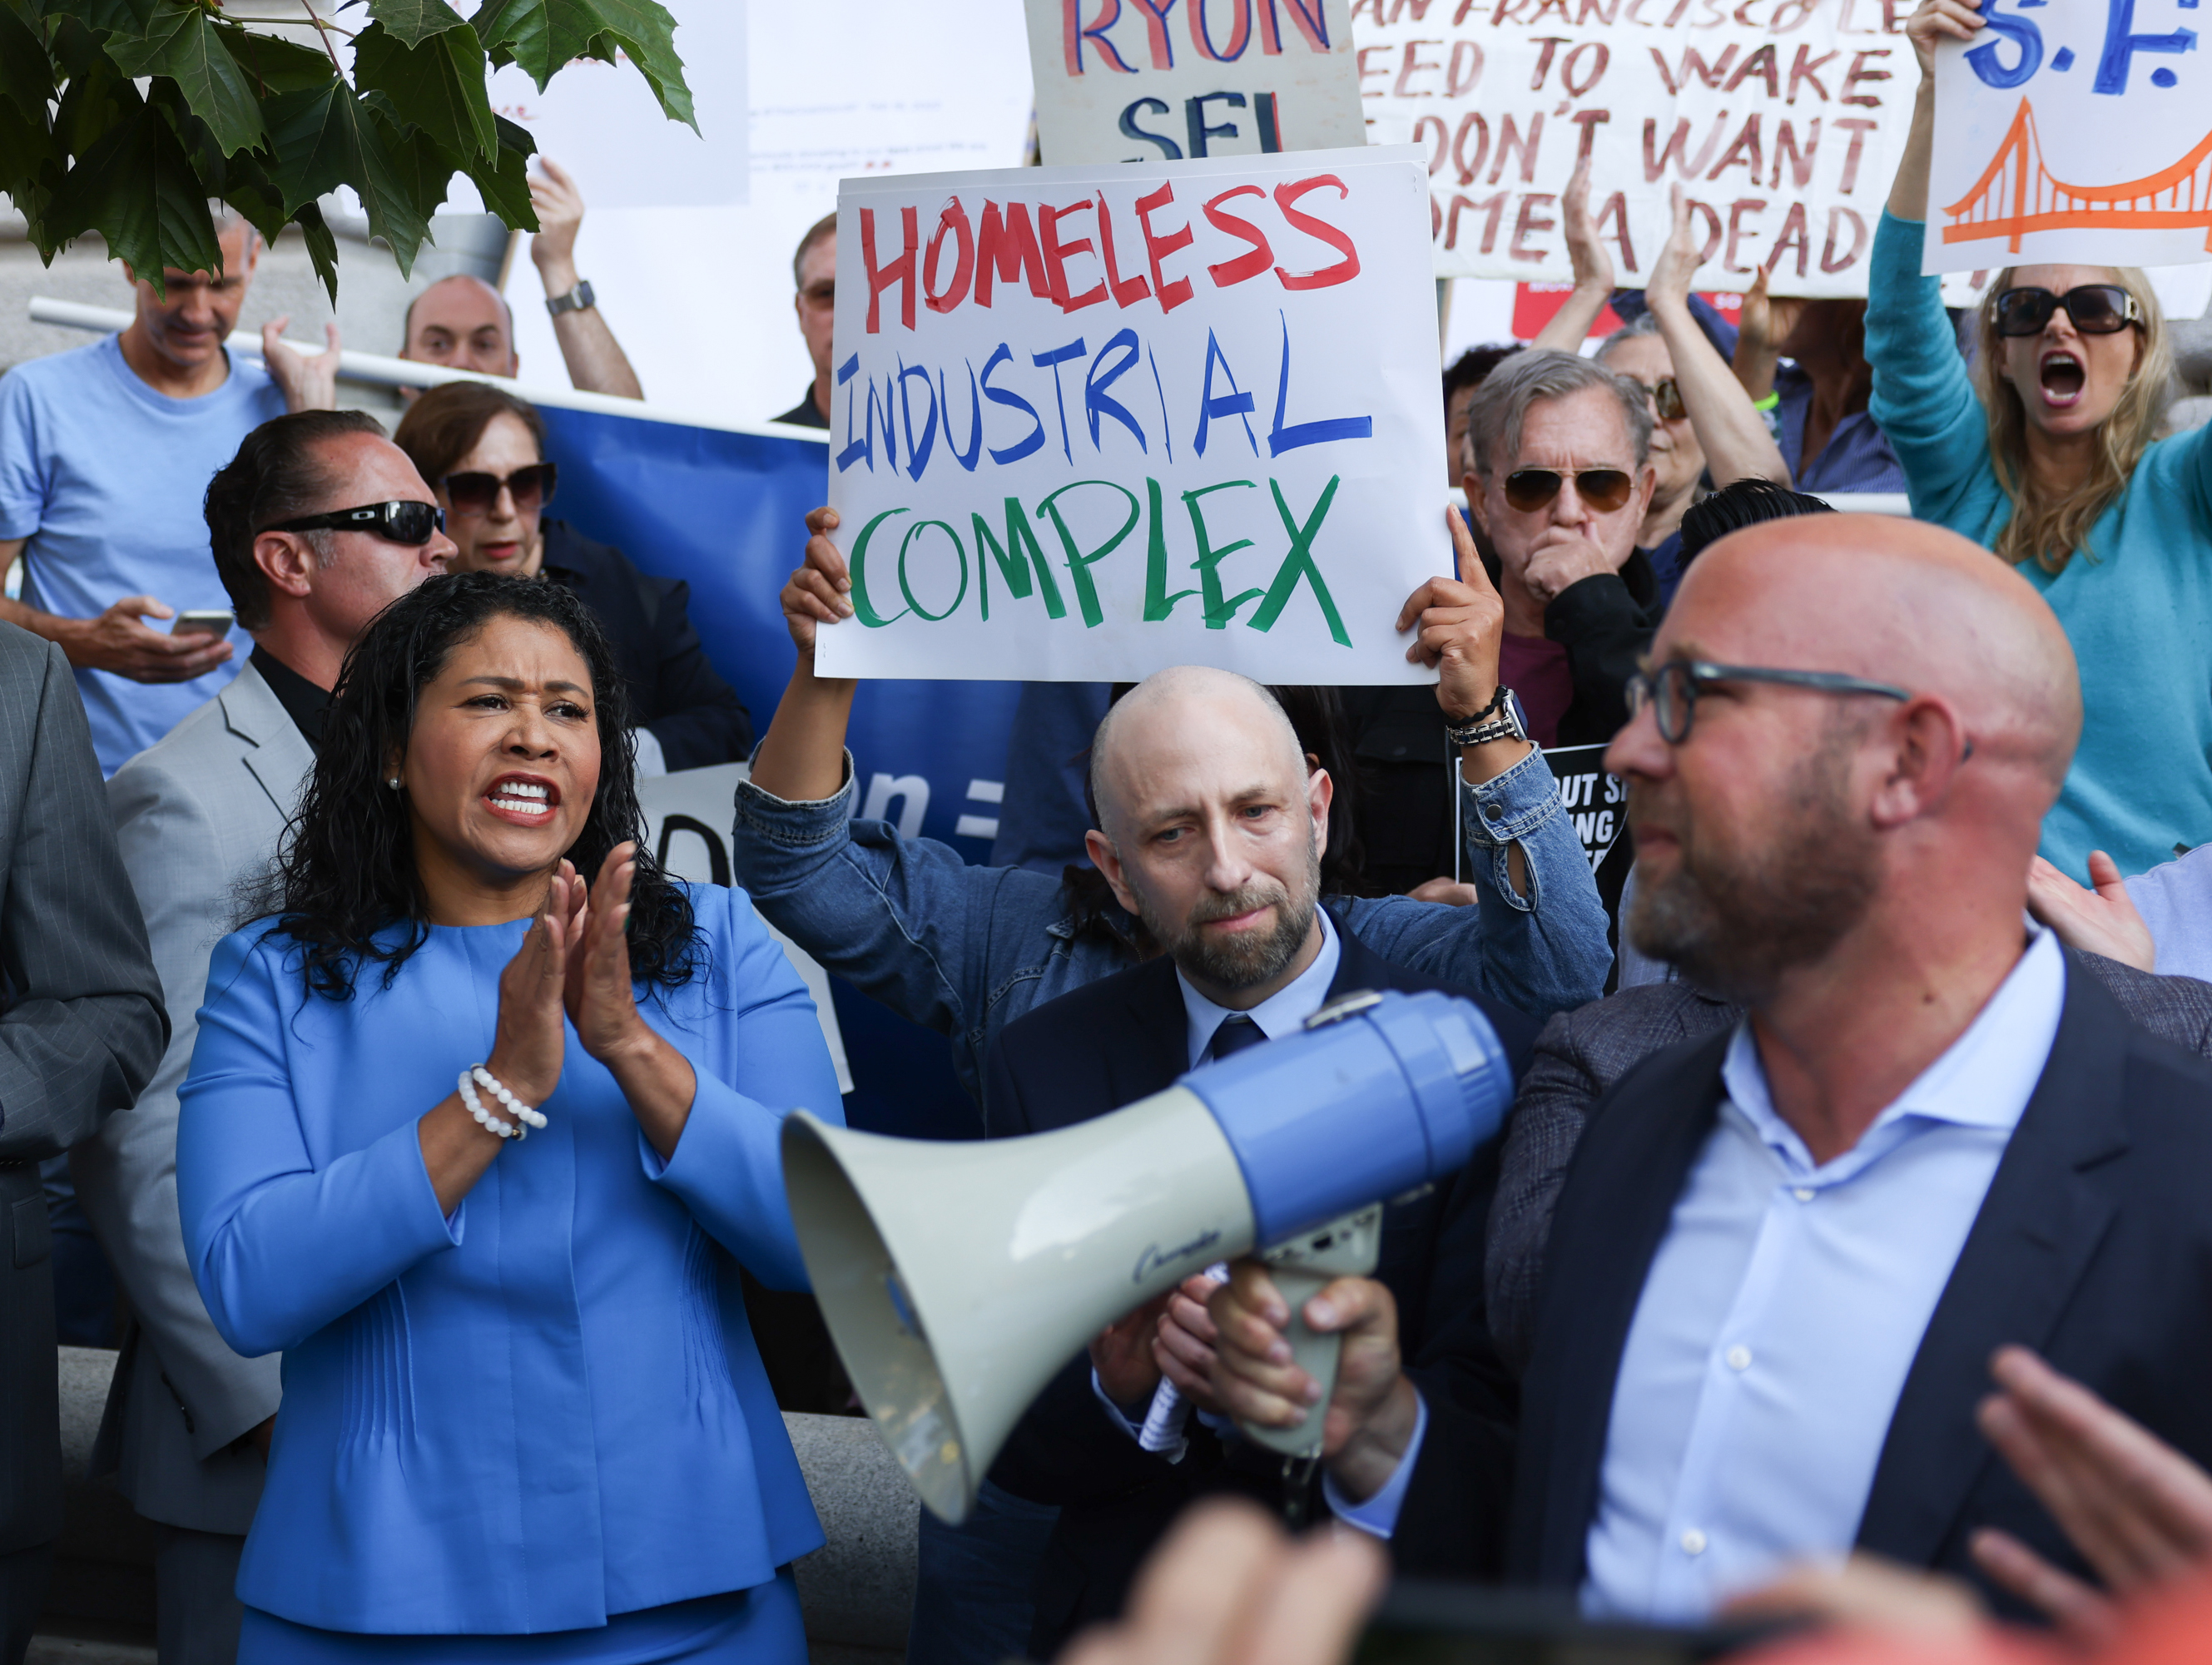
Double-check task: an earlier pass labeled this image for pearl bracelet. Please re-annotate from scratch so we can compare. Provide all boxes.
[471,1065,547,1131]
[457,1069,517,1140]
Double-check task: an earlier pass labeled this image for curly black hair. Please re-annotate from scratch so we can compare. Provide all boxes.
[268,570,700,1001]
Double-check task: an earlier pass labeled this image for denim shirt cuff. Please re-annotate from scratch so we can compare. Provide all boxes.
[1460,745,1560,848]
[731,749,856,847]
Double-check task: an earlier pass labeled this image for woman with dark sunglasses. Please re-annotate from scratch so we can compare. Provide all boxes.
[394,384,751,773]
[1868,0,2211,885]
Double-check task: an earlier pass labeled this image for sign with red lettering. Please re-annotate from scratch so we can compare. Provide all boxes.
[1028,0,1366,166]
[815,147,1444,684]
[1928,0,2212,273]
[1352,0,1913,296]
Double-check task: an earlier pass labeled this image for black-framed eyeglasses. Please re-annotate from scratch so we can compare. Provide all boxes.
[1504,468,1634,513]
[442,463,557,517]
[1994,285,2143,338]
[263,500,444,546]
[1626,659,1912,744]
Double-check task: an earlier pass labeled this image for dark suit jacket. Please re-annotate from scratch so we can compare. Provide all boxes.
[1396,954,2212,1614]
[984,920,1538,1654]
[0,624,166,1551]
[539,520,752,771]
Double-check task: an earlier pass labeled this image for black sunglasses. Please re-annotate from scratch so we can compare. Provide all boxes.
[1627,659,1912,745]
[1994,285,2143,338]
[264,500,444,545]
[1504,468,1634,514]
[1629,376,1688,422]
[442,462,558,517]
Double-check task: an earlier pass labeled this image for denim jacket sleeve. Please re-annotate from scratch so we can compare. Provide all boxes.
[1337,746,1610,1021]
[727,753,1069,1102]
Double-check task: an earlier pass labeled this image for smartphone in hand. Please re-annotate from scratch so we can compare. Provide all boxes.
[171,610,234,637]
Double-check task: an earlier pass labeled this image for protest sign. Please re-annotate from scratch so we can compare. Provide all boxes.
[815,146,1446,685]
[1544,741,1632,980]
[637,764,855,1094]
[1028,0,1364,166]
[1928,0,2212,274]
[1350,0,1913,296]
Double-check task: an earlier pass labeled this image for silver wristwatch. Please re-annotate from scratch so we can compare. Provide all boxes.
[1446,688,1529,749]
[545,279,597,316]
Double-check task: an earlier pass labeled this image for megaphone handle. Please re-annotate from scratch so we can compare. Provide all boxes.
[1238,1263,1341,1459]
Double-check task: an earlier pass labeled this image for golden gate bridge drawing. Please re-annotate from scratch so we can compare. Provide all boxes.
[1942,98,2212,253]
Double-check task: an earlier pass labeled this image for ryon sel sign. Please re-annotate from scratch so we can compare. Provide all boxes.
[816,147,1447,686]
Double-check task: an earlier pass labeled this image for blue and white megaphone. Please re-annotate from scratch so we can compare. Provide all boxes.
[781,989,1512,1524]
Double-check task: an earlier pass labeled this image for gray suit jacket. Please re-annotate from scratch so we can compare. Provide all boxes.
[0,622,166,1552]
[1485,952,2212,1376]
[72,663,308,1534]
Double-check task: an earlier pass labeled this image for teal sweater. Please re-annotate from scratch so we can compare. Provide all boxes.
[1866,211,2212,880]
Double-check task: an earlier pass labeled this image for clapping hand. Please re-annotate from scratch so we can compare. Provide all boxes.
[1645,185,1707,313]
[1560,154,1614,299]
[487,861,581,1108]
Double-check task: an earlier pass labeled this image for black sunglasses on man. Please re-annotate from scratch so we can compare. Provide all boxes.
[262,500,445,546]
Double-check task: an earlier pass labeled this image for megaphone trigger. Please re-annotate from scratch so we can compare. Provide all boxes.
[1242,1204,1385,1459]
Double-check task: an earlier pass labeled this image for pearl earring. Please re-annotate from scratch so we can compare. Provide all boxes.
[386,777,402,790]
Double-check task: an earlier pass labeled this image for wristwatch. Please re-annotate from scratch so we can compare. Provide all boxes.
[1446,687,1530,749]
[545,280,597,316]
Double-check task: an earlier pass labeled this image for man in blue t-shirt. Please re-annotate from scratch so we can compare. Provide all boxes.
[0,210,335,774]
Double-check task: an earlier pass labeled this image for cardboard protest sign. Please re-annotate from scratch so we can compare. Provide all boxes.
[1028,0,1365,166]
[1928,0,2212,274]
[816,147,1446,685]
[637,765,854,1094]
[1351,0,1913,295]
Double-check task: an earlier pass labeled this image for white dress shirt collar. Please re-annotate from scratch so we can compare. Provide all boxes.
[1179,906,1342,1070]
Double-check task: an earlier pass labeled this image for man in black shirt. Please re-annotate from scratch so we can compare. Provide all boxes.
[773,214,837,429]
[74,412,452,1665]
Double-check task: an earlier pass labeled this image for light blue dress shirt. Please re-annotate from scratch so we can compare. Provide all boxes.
[1331,930,2067,1590]
[1582,929,2065,1621]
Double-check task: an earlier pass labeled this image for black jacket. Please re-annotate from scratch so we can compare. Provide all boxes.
[982,922,1537,1655]
[1337,686,1461,895]
[1395,958,2212,1617]
[1545,545,1661,749]
[539,520,752,771]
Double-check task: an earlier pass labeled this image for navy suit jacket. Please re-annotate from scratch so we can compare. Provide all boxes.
[982,915,1537,1651]
[1396,955,2212,1615]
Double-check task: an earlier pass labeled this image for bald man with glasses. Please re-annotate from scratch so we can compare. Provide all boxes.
[1205,513,2212,1618]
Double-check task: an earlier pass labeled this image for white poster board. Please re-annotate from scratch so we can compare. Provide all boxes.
[1928,0,2212,274]
[637,765,853,1094]
[815,146,1445,685]
[1351,0,1913,296]
[1026,0,1365,164]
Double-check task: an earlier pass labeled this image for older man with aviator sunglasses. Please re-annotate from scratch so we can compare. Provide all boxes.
[1461,349,1659,751]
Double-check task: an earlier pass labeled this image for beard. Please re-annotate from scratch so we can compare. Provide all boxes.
[1136,838,1322,994]
[1627,735,1881,1006]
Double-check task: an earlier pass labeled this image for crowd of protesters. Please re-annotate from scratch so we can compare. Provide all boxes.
[7,2,2212,1660]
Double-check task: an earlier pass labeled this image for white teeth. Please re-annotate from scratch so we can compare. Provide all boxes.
[498,780,549,799]
[489,795,551,816]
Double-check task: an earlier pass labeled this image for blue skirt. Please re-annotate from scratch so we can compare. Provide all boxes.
[238,1569,806,1665]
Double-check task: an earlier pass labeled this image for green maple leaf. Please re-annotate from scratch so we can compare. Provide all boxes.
[293,200,340,305]
[365,0,474,48]
[464,111,538,230]
[224,30,341,99]
[0,5,55,128]
[263,81,432,275]
[353,19,495,159]
[47,102,221,294]
[471,0,694,132]
[107,6,263,157]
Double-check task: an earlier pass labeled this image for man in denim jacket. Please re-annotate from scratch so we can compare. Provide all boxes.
[732,507,1611,1112]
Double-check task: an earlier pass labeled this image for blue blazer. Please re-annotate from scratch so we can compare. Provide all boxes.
[176,885,844,1635]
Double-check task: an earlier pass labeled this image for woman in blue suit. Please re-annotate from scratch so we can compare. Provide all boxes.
[176,571,843,1661]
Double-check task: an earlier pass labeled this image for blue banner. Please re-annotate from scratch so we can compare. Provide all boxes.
[536,407,1022,1138]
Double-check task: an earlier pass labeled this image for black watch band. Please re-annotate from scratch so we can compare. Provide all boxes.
[1446,689,1529,749]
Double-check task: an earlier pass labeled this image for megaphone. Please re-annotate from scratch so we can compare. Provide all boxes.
[781,988,1512,1524]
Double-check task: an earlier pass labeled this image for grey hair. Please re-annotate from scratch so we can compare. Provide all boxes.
[1594,310,1662,363]
[1466,348,1654,480]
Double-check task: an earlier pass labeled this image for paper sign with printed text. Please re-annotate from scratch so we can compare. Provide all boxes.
[816,146,1446,685]
[1928,0,2212,274]
[1028,0,1366,166]
[1351,0,1914,296]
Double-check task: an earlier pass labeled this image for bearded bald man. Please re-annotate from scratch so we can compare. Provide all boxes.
[1206,515,2212,1624]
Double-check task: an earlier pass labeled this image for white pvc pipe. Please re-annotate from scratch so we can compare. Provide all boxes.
[26,296,831,443]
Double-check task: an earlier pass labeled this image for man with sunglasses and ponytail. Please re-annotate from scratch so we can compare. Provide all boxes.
[75,412,454,1665]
